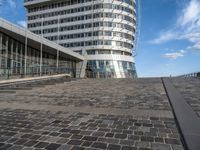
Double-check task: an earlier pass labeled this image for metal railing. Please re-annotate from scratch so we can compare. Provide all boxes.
[180,72,200,78]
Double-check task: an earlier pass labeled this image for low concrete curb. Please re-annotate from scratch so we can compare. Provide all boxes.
[0,74,70,87]
[162,78,200,150]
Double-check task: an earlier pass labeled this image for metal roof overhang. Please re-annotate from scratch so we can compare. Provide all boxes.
[0,18,84,62]
[24,0,62,8]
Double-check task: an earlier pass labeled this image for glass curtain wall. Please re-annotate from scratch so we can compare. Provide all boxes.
[0,32,76,78]
[86,60,137,78]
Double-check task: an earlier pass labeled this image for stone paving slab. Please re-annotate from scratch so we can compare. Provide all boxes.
[171,78,200,118]
[0,78,184,150]
[0,79,171,111]
[0,102,173,118]
[0,109,183,150]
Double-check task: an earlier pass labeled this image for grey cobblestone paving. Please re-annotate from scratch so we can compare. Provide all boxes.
[172,77,200,118]
[0,109,183,150]
[0,78,184,150]
[0,79,170,110]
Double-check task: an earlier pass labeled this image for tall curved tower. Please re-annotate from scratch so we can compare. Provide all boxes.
[24,0,137,78]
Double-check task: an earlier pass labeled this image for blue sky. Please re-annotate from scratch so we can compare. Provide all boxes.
[0,0,200,77]
[136,0,200,77]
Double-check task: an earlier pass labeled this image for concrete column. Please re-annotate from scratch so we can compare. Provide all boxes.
[16,43,21,73]
[24,30,28,76]
[76,61,83,78]
[15,42,19,67]
[20,43,23,74]
[5,36,8,69]
[10,39,13,72]
[40,43,43,76]
[56,50,59,69]
[0,32,2,68]
[40,17,43,76]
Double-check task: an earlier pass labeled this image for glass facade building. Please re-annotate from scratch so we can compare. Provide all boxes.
[0,18,84,79]
[24,0,137,78]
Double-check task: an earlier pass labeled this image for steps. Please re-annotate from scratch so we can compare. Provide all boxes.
[0,76,73,93]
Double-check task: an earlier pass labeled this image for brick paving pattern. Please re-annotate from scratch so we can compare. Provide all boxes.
[0,78,184,150]
[172,78,200,118]
[0,79,171,110]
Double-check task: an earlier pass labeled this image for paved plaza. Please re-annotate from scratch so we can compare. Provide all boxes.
[0,77,198,150]
[171,78,200,118]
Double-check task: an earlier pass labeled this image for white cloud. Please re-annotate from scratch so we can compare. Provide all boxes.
[188,43,200,50]
[149,31,177,44]
[162,50,185,59]
[193,44,200,49]
[150,0,200,51]
[177,0,200,27]
[17,21,27,28]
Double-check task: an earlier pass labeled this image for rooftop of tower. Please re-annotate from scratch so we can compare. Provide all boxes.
[24,0,52,7]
